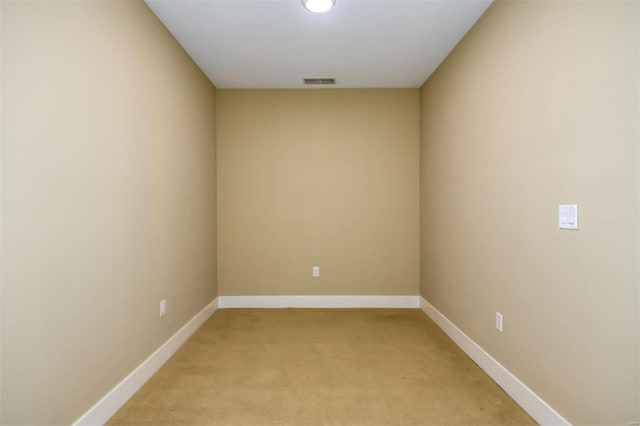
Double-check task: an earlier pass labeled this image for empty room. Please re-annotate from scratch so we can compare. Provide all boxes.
[1,0,638,425]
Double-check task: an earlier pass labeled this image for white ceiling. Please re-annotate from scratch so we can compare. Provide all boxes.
[145,0,492,89]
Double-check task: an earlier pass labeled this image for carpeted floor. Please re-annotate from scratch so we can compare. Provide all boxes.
[108,309,536,425]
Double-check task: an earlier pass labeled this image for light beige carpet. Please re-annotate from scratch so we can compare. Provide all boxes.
[108,309,536,425]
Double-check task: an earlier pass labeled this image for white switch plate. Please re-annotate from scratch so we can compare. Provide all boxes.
[312,266,320,278]
[559,204,578,230]
[160,300,167,317]
[496,312,503,332]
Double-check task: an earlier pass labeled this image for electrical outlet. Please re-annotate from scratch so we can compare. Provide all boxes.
[496,312,503,332]
[160,300,167,317]
[312,266,320,277]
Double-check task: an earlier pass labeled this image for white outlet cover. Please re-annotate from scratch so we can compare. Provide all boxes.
[312,266,320,277]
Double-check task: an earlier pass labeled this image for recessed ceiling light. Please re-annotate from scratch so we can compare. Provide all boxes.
[301,0,336,14]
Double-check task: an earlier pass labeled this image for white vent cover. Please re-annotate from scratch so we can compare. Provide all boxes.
[303,78,336,85]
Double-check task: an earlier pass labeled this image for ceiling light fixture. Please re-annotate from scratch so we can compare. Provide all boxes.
[301,0,336,14]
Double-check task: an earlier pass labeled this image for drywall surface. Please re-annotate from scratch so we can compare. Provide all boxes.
[0,2,3,422]
[1,1,217,424]
[217,89,419,296]
[420,1,639,424]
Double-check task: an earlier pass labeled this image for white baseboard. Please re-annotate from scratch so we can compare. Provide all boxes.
[73,298,218,426]
[74,295,565,425]
[218,295,419,309]
[419,297,570,426]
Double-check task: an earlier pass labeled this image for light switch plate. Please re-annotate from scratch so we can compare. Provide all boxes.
[559,204,578,230]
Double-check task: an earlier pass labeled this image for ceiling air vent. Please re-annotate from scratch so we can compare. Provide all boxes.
[304,78,336,85]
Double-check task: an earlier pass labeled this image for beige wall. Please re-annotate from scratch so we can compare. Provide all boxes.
[0,1,217,424]
[0,1,3,422]
[217,89,419,296]
[420,1,639,425]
